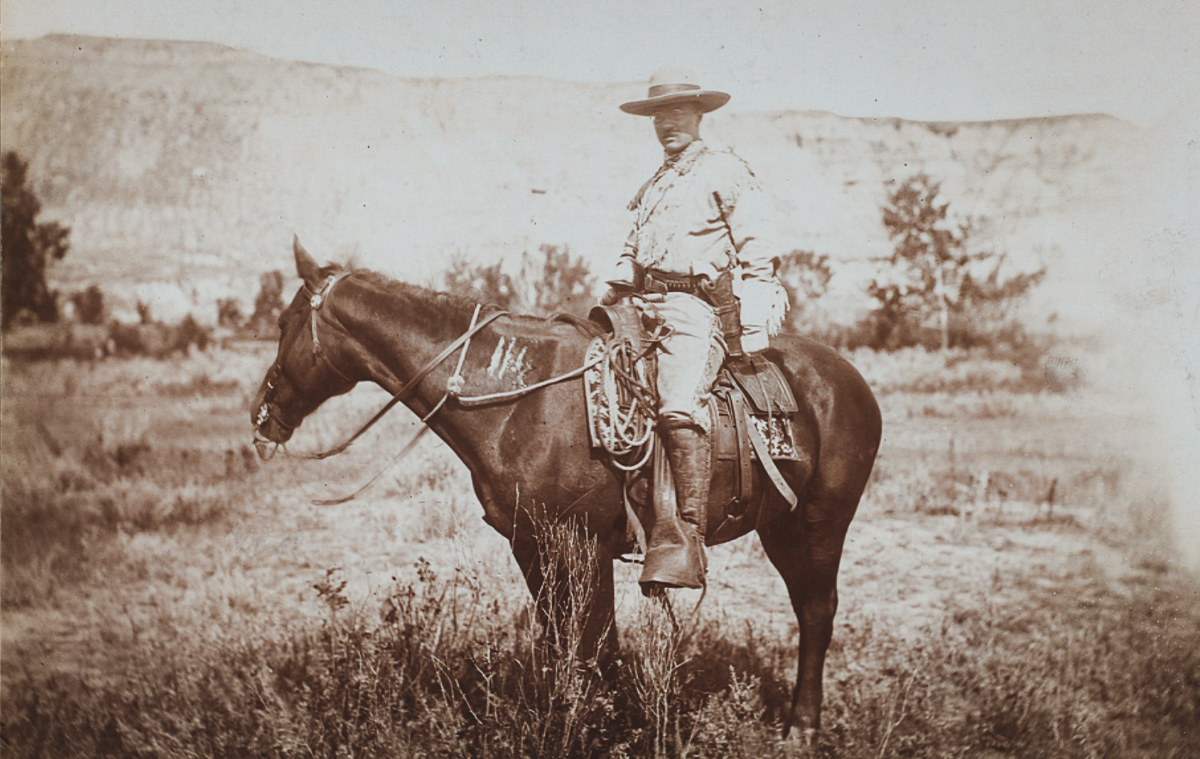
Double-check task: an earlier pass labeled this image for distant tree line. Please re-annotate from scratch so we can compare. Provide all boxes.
[2,151,211,358]
[439,173,1044,357]
[443,243,597,317]
[4,151,1045,359]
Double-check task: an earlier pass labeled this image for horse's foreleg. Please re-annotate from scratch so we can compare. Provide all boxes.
[587,547,619,672]
[511,536,552,628]
[758,503,852,738]
[509,532,618,670]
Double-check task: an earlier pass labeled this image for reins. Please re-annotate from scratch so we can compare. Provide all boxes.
[453,356,603,406]
[281,280,662,506]
[298,300,505,461]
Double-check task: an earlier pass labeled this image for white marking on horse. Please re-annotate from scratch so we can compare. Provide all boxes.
[487,337,531,386]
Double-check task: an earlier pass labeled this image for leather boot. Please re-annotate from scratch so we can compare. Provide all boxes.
[640,421,711,590]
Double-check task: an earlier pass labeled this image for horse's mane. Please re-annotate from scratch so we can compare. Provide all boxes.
[348,268,481,313]
[334,264,598,337]
[302,261,598,345]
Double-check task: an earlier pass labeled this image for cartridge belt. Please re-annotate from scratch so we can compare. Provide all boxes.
[635,265,725,296]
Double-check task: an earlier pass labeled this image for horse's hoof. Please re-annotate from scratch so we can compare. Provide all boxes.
[780,726,818,755]
[800,727,817,747]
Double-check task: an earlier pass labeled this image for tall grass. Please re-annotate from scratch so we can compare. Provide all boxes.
[5,547,1197,758]
[0,396,255,609]
[625,596,687,758]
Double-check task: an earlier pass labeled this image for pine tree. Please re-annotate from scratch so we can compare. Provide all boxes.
[1,152,71,329]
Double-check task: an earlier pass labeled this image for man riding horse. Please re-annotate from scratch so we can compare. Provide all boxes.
[251,67,879,739]
[602,68,791,591]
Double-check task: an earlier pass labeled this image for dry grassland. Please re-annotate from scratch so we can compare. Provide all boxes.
[2,343,1197,757]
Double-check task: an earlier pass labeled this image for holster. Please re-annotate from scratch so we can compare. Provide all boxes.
[631,263,745,357]
[700,269,744,357]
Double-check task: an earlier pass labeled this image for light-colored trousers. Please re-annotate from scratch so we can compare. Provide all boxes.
[648,292,725,433]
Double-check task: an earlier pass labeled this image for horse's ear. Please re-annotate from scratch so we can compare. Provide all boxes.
[293,235,321,288]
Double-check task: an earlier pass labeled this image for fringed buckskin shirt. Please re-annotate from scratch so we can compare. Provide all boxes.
[612,140,790,351]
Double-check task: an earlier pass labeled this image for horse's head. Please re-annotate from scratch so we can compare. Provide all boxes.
[251,237,357,458]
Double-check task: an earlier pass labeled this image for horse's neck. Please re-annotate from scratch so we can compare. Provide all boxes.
[337,277,479,399]
[333,276,525,500]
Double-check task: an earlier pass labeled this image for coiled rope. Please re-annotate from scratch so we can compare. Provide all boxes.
[589,335,658,472]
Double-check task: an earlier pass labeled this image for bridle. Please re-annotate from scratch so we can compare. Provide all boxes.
[255,362,297,436]
[254,270,506,462]
[307,271,355,384]
[254,272,352,445]
[253,271,612,504]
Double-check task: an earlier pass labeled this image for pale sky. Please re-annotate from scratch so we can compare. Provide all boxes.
[4,0,1198,125]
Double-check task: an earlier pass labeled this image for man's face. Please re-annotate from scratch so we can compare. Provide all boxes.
[653,104,703,155]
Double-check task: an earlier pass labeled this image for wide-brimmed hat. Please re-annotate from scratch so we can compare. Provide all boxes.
[619,68,730,116]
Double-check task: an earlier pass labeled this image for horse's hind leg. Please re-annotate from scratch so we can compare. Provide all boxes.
[757,497,855,739]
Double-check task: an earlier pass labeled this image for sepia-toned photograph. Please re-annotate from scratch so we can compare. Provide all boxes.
[2,1,1198,756]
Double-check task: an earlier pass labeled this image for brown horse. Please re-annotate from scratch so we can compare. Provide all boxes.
[252,238,882,739]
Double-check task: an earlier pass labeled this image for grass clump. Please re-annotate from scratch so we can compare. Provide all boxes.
[1,422,251,609]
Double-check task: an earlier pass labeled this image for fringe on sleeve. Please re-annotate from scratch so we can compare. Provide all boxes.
[739,276,791,338]
[763,277,790,337]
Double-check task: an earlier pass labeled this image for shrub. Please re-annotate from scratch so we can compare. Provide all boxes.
[216,297,244,328]
[69,284,107,325]
[444,254,516,310]
[865,173,1044,353]
[521,244,596,316]
[248,269,285,337]
[443,244,595,317]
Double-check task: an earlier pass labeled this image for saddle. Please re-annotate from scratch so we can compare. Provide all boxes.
[585,302,800,514]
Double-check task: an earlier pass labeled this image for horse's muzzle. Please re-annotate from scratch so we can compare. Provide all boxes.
[253,429,281,461]
[252,393,297,450]
[252,400,293,459]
